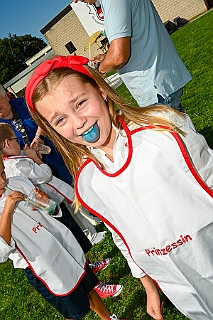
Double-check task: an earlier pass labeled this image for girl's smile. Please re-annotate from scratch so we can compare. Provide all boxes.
[35,76,116,154]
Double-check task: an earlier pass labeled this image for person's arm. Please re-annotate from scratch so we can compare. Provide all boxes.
[23,145,43,165]
[110,228,146,278]
[91,37,131,74]
[0,191,24,244]
[140,275,164,320]
[92,0,131,73]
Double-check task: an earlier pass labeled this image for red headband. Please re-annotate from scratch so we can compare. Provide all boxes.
[25,55,93,111]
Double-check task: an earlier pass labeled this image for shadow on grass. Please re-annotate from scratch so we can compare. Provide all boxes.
[198,126,213,149]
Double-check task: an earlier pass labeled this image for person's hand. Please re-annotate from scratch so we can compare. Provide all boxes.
[4,191,25,215]
[30,188,49,211]
[23,144,42,160]
[90,54,106,66]
[34,188,49,200]
[90,54,106,77]
[73,0,97,4]
[147,290,164,320]
[140,275,164,320]
[1,191,25,244]
[30,136,44,150]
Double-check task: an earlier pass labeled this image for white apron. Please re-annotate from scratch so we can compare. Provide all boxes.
[0,176,86,295]
[76,119,213,319]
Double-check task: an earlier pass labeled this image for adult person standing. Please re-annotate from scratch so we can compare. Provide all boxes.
[0,83,72,184]
[73,0,192,111]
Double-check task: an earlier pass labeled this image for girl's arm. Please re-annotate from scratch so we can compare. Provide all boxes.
[140,275,164,320]
[110,228,163,319]
[110,228,146,278]
[0,191,25,244]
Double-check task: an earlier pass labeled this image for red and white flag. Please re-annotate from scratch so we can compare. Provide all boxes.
[71,1,104,36]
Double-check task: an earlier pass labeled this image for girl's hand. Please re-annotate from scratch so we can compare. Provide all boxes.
[140,275,164,320]
[147,290,164,320]
[4,191,25,215]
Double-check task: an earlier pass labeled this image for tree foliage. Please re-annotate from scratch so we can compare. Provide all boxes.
[0,33,47,84]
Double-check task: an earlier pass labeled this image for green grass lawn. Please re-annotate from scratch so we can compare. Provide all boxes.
[0,9,213,319]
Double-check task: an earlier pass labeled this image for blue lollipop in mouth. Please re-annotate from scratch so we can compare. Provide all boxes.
[81,122,100,143]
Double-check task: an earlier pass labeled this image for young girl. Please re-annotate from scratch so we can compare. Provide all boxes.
[25,55,213,320]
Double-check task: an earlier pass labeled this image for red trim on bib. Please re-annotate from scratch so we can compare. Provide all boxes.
[47,183,73,203]
[170,131,213,198]
[16,245,86,296]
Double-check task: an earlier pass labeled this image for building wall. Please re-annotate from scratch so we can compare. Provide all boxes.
[152,0,207,23]
[42,5,102,57]
[7,71,34,95]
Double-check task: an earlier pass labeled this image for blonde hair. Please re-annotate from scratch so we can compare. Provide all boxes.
[0,123,14,153]
[29,66,185,208]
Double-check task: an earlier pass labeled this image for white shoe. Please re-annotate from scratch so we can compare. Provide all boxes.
[91,231,106,245]
[109,314,129,320]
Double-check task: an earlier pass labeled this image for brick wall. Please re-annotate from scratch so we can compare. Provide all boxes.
[42,6,104,57]
[153,0,207,23]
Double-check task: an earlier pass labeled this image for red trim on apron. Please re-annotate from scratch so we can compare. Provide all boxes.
[16,245,87,296]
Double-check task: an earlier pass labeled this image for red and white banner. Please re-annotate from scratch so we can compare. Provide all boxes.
[71,1,104,36]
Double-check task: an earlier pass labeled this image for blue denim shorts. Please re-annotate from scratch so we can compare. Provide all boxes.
[24,265,98,319]
[157,88,184,112]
